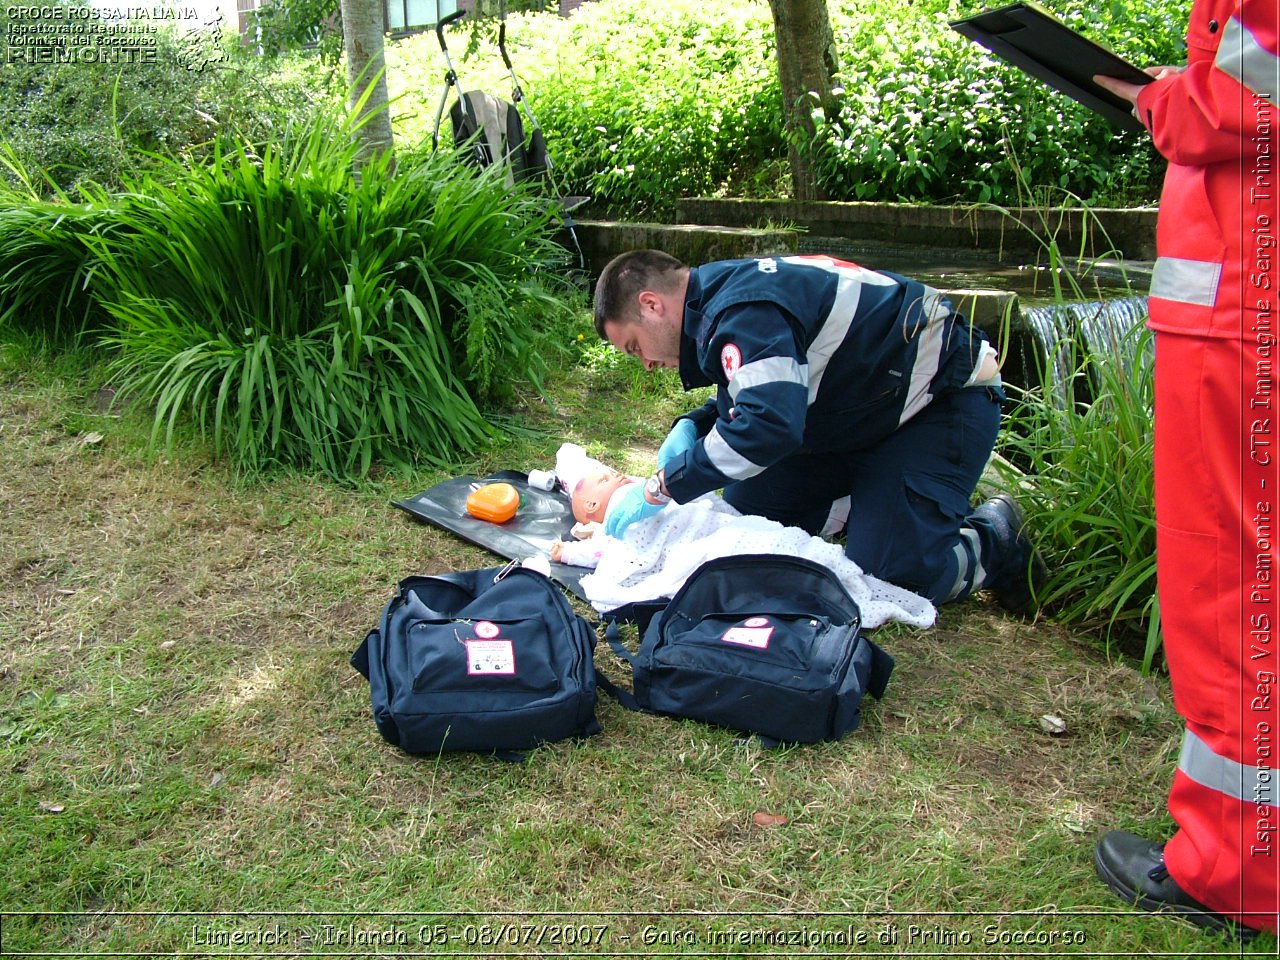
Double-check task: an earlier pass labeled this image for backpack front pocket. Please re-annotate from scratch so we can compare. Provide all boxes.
[656,611,836,683]
[408,616,561,700]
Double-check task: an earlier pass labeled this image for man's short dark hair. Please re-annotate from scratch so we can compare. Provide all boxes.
[593,249,686,340]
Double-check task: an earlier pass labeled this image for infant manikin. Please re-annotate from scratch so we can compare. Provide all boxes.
[551,467,640,565]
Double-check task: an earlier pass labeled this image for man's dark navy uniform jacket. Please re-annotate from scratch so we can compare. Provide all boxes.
[662,254,992,505]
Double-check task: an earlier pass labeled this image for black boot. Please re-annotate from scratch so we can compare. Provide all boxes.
[970,494,1046,615]
[1094,830,1260,940]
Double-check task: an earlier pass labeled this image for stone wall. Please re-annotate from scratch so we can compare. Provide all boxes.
[572,221,795,279]
[675,199,1157,262]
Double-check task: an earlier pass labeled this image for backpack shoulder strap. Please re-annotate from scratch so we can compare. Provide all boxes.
[865,639,895,700]
[593,614,642,712]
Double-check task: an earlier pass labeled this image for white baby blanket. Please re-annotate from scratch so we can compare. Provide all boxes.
[577,495,936,629]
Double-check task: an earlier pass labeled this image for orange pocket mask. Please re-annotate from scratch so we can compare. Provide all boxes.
[465,482,519,523]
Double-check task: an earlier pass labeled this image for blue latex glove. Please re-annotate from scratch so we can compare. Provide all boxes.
[603,483,666,539]
[657,418,698,470]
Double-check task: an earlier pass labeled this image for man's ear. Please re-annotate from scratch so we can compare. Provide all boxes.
[636,289,662,318]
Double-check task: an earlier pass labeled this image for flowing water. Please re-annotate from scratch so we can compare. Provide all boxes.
[1020,295,1152,394]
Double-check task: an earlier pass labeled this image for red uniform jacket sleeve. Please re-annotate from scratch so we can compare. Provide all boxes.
[1136,0,1278,166]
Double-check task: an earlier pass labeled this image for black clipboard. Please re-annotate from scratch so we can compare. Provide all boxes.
[950,1,1153,133]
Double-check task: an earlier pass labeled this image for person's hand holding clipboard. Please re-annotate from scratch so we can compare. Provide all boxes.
[1093,65,1182,126]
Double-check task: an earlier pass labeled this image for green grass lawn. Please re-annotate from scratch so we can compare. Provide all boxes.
[0,337,1273,957]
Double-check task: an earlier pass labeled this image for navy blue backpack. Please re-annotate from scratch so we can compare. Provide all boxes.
[599,554,895,745]
[351,563,600,755]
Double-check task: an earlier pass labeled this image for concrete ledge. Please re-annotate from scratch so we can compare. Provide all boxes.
[942,289,1035,390]
[575,221,1021,328]
[943,288,1019,331]
[575,221,796,279]
[675,199,1157,262]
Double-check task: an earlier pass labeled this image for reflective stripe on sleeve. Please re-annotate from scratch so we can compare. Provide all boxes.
[1217,16,1280,101]
[1150,256,1222,308]
[804,272,862,403]
[896,286,950,426]
[703,423,766,480]
[1178,728,1274,807]
[919,285,952,323]
[727,356,807,403]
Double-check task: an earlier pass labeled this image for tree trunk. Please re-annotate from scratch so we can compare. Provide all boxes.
[767,0,838,201]
[341,0,394,166]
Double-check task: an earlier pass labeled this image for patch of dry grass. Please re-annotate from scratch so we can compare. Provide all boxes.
[0,343,1273,956]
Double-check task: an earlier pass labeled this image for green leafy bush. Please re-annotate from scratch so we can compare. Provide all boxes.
[0,8,335,199]
[811,0,1187,206]
[245,0,344,65]
[386,0,786,219]
[0,109,575,478]
[384,0,1186,216]
[0,19,197,194]
[0,0,1195,215]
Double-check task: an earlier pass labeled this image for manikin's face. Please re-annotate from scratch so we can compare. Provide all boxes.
[572,468,633,523]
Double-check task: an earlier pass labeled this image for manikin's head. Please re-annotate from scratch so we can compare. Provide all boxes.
[571,468,635,524]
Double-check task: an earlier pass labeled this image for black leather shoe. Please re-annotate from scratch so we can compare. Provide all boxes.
[972,494,1046,615]
[1094,830,1259,941]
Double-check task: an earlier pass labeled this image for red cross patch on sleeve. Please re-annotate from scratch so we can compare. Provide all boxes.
[720,343,742,381]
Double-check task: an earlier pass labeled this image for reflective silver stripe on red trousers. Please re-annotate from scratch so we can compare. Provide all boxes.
[1178,728,1275,808]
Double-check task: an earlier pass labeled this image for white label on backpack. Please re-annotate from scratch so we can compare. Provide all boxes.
[474,621,501,638]
[466,639,516,675]
[722,623,773,649]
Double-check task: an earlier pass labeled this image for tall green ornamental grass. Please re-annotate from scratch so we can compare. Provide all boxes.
[994,304,1159,670]
[0,188,107,343]
[3,106,576,479]
[977,189,1160,669]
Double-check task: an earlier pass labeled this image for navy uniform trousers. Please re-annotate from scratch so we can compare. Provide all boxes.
[722,384,1008,606]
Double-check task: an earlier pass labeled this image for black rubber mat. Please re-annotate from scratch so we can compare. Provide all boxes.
[393,470,590,600]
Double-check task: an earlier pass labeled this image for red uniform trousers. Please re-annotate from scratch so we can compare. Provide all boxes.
[1138,0,1280,931]
[1154,327,1280,933]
